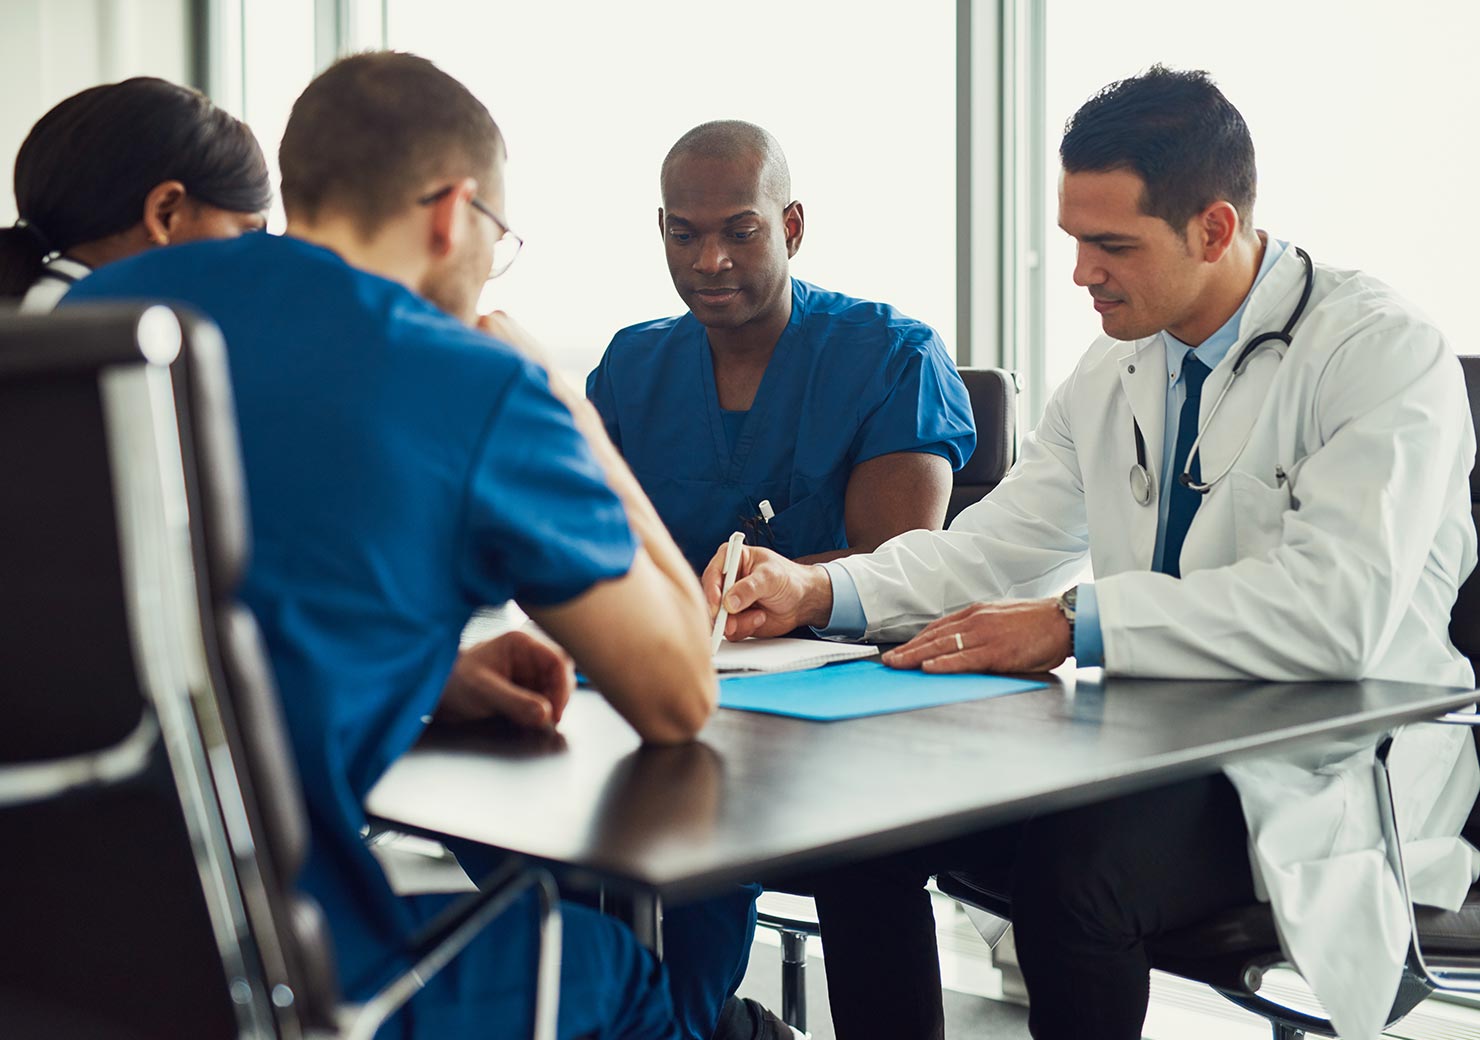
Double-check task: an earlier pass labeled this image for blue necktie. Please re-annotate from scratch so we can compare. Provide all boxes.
[1160,356,1211,578]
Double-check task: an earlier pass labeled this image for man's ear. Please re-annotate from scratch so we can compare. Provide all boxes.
[657,206,666,241]
[783,200,805,259]
[141,181,189,245]
[427,178,478,259]
[1194,200,1240,263]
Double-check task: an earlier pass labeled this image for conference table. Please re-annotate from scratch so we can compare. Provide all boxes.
[366,661,1479,949]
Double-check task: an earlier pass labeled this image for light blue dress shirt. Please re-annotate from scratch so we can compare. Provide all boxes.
[821,238,1288,664]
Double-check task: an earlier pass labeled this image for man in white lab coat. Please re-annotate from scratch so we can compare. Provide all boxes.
[708,66,1480,1039]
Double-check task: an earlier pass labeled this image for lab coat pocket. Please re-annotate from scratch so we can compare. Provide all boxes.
[1228,469,1292,562]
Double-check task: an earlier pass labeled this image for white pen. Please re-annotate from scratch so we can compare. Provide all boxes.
[710,530,747,654]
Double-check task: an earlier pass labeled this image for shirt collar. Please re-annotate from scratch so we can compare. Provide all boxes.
[1163,236,1288,383]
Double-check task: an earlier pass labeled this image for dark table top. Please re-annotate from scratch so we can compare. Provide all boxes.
[365,668,1478,902]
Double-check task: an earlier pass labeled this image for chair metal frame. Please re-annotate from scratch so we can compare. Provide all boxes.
[940,709,1480,1040]
[1375,715,1480,995]
[755,906,818,1032]
[1201,712,1480,1040]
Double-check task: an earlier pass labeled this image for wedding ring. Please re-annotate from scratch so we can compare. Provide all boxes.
[954,632,964,652]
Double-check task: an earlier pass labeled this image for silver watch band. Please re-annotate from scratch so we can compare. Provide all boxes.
[1056,586,1078,646]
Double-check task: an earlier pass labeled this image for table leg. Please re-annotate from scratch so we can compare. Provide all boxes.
[780,927,808,1031]
[599,886,665,958]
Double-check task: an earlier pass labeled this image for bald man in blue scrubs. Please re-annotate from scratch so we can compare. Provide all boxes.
[588,121,976,577]
[587,121,976,1039]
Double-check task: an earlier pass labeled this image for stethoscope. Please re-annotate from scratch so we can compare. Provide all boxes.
[1128,246,1315,506]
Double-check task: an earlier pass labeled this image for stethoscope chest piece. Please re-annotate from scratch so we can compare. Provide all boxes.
[1129,464,1153,507]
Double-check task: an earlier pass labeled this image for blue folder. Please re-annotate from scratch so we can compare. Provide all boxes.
[718,659,1046,721]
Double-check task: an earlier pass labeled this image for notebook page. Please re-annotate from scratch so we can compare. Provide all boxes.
[715,637,879,674]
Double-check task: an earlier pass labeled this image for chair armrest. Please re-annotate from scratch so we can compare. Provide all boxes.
[0,712,158,809]
[1373,735,1480,993]
[338,859,561,1040]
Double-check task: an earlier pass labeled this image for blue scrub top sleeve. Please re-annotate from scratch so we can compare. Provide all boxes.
[852,330,976,471]
[1073,582,1104,667]
[461,367,638,607]
[812,561,868,639]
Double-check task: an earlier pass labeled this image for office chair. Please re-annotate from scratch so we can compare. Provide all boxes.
[0,305,559,1040]
[754,366,1020,1033]
[938,355,1480,1040]
[947,367,1019,525]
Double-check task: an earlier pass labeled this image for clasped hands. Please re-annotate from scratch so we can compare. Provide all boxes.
[437,628,574,729]
[701,543,1072,674]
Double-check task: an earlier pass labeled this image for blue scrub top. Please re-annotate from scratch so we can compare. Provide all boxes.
[588,278,975,573]
[64,234,638,1003]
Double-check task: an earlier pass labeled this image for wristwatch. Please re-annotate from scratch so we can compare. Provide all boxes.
[1056,586,1078,646]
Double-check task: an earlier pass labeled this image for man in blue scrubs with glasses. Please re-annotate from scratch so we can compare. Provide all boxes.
[65,52,725,1040]
[587,120,977,577]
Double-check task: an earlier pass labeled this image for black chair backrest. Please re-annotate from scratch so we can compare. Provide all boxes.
[947,367,1018,525]
[0,306,335,1037]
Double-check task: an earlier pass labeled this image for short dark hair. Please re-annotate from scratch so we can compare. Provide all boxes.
[279,52,504,233]
[1,77,271,297]
[1060,66,1257,233]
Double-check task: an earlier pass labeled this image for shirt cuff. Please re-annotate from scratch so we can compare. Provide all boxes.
[1074,582,1104,667]
[813,562,868,639]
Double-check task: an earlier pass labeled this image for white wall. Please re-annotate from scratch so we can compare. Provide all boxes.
[1039,1,1480,400]
[0,0,192,225]
[386,0,958,382]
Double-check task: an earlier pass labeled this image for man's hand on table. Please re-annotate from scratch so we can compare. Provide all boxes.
[881,598,1070,674]
[700,543,834,640]
[437,629,575,728]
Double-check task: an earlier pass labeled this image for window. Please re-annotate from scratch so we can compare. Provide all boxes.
[385,0,957,383]
[196,0,318,232]
[0,0,192,226]
[1036,1,1480,417]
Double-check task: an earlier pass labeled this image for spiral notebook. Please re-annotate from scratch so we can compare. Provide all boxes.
[714,637,879,675]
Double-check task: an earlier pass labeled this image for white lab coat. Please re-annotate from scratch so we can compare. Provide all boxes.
[836,244,1480,1038]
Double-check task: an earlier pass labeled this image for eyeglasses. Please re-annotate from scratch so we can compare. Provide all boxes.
[417,185,524,279]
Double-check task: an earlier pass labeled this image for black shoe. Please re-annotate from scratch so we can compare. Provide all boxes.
[713,996,807,1040]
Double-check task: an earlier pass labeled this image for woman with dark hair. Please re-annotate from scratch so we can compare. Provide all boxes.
[1,76,272,312]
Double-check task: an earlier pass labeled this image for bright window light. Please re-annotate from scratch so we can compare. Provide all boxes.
[385,0,956,384]
[1041,1,1480,395]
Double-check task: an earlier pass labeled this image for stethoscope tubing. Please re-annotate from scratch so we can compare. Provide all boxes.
[1129,246,1314,506]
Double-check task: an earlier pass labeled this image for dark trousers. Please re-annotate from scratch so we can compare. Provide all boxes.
[804,774,1256,1040]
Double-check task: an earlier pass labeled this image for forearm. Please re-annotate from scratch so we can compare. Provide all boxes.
[480,311,704,612]
[837,407,1090,640]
